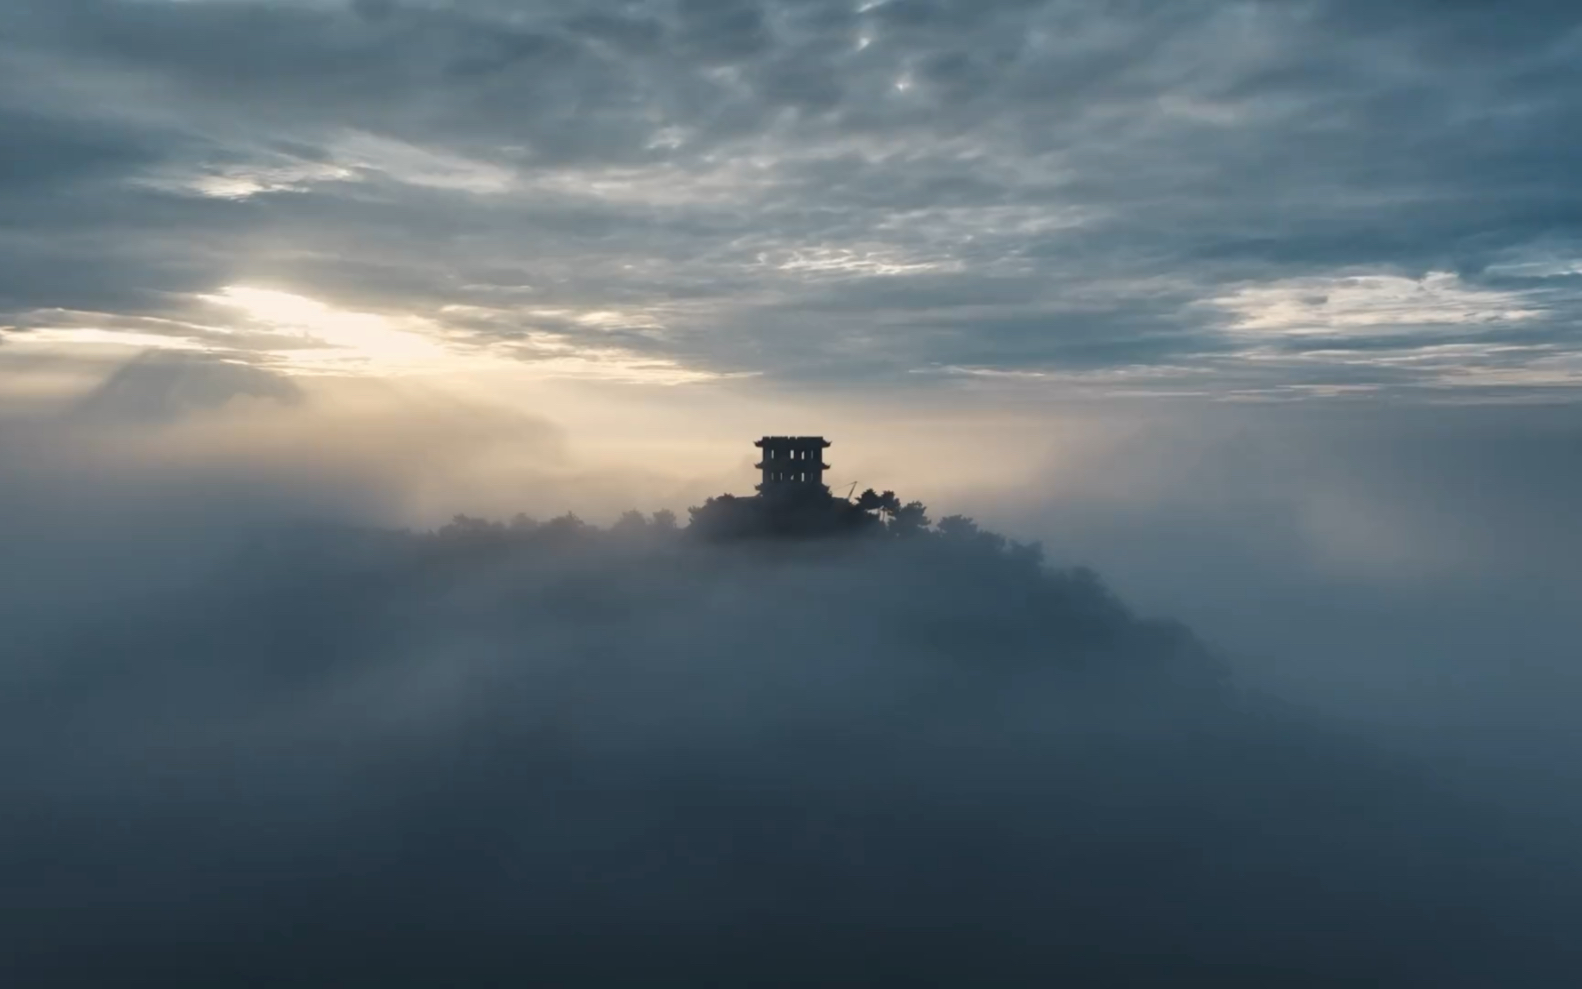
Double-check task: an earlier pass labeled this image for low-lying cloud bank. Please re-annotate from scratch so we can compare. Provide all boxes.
[5,455,1582,986]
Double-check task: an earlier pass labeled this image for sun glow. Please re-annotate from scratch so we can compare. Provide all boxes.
[205,286,449,372]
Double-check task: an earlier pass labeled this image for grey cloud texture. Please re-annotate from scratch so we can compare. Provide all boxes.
[3,0,1581,393]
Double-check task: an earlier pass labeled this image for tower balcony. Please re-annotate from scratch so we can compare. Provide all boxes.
[755,436,831,449]
[756,461,830,471]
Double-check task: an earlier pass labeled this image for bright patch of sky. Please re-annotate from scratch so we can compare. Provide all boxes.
[1215,273,1544,337]
[202,287,450,371]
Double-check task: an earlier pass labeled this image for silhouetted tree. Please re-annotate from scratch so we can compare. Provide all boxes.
[689,487,879,542]
[612,510,650,536]
[687,495,757,541]
[421,481,1041,563]
[856,489,901,524]
[937,514,979,539]
[540,513,587,541]
[1007,540,1046,569]
[890,500,931,538]
[438,514,505,541]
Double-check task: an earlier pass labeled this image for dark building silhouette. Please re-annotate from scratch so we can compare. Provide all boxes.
[688,437,858,540]
[755,436,831,494]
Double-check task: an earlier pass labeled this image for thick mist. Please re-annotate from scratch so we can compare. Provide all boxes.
[4,395,1582,987]
[978,403,1582,800]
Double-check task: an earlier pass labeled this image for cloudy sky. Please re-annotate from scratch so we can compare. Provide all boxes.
[2,0,1580,608]
[6,0,1581,702]
[4,0,1581,402]
[7,5,1582,981]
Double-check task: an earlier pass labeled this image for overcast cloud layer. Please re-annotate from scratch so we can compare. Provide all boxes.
[4,0,1582,396]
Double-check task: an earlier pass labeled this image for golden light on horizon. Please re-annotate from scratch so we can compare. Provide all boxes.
[205,286,449,372]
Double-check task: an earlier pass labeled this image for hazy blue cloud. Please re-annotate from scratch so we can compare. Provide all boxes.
[3,409,1582,985]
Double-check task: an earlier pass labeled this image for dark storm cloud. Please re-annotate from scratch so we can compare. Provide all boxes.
[2,0,1581,392]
